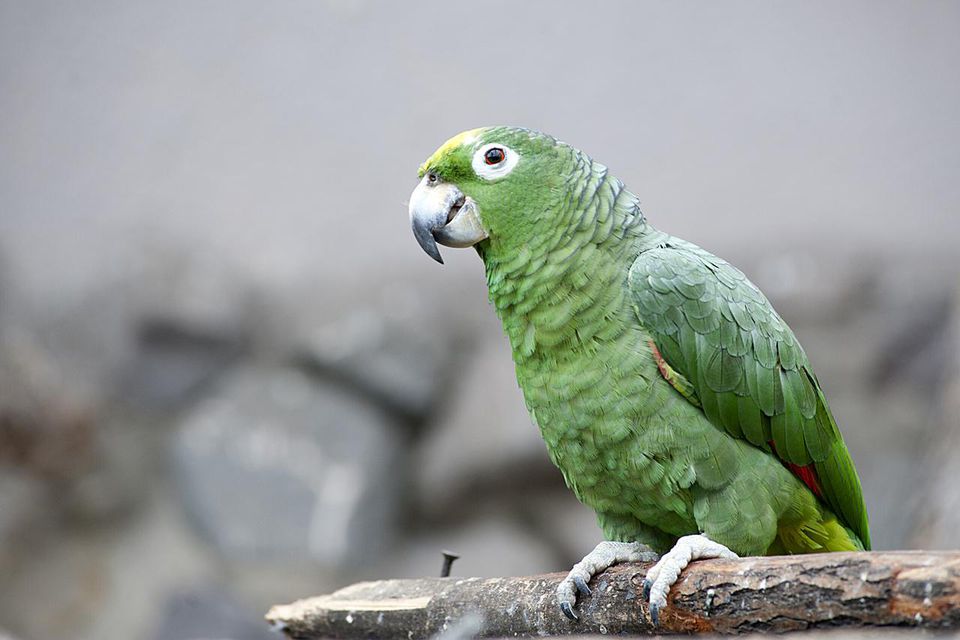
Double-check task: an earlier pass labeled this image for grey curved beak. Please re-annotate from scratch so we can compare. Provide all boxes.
[408,177,488,264]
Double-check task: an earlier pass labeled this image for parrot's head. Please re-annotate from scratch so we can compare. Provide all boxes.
[408,126,568,264]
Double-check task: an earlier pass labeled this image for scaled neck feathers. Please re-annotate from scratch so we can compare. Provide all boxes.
[479,158,663,362]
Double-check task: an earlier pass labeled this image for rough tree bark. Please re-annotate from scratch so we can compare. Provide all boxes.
[266,551,960,638]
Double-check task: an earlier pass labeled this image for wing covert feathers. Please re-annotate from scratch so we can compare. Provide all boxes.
[629,242,871,550]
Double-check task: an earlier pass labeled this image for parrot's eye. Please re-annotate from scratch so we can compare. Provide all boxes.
[427,172,439,185]
[484,147,505,165]
[472,143,519,181]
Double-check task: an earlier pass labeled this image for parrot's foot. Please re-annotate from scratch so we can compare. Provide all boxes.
[557,541,658,621]
[642,534,738,626]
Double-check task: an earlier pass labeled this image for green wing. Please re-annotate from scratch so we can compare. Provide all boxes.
[628,240,871,549]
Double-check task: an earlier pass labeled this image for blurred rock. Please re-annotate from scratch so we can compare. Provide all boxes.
[0,469,48,547]
[136,251,264,344]
[117,319,246,413]
[0,471,221,640]
[174,364,404,567]
[0,330,160,524]
[56,411,159,522]
[0,524,112,640]
[151,586,275,640]
[2,281,138,409]
[412,335,558,519]
[294,295,451,424]
[0,330,103,489]
[112,252,265,413]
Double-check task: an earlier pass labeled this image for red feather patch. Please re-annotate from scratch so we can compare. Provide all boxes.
[768,440,823,498]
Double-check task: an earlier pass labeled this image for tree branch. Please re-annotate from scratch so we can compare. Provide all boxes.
[266,551,960,637]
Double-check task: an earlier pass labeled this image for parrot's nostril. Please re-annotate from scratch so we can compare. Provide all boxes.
[447,195,465,224]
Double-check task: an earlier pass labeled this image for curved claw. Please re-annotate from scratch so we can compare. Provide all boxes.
[642,534,737,628]
[573,576,592,597]
[650,602,661,627]
[558,541,657,623]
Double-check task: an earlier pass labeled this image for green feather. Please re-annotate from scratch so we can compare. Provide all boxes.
[716,389,744,438]
[704,348,743,393]
[778,338,799,370]
[737,395,766,446]
[753,332,778,368]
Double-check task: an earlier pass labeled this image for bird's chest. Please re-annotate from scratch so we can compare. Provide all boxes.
[514,333,698,533]
[511,317,661,478]
[490,261,673,497]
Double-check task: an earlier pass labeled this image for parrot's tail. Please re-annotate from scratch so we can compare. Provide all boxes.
[770,511,865,554]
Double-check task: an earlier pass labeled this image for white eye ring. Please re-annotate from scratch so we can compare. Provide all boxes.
[472,143,519,181]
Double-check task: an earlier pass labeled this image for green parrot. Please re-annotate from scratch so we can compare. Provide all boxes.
[408,127,870,624]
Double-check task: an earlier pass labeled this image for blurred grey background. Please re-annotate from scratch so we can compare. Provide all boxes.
[1,1,959,639]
